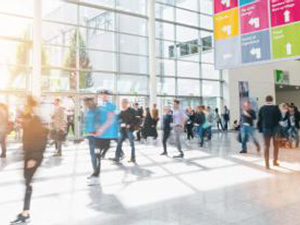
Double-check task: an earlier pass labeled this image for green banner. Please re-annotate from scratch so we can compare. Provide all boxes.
[272,23,300,59]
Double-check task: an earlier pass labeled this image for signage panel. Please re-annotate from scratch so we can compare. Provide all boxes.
[214,0,300,69]
[214,0,238,14]
[240,0,269,34]
[270,0,300,27]
[214,8,239,40]
[272,22,300,59]
[241,30,271,63]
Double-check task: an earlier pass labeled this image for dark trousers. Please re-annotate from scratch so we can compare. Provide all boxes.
[217,121,224,131]
[23,157,42,211]
[263,129,279,166]
[0,134,7,156]
[116,129,135,159]
[224,120,229,130]
[97,139,111,159]
[162,130,171,153]
[67,123,75,135]
[186,125,194,140]
[136,129,142,141]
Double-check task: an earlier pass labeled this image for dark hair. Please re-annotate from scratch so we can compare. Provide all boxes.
[173,99,180,105]
[265,95,273,102]
[27,95,38,107]
[55,98,60,103]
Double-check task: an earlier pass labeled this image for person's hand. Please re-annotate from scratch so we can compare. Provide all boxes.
[26,159,36,169]
[126,125,131,129]
[96,128,104,136]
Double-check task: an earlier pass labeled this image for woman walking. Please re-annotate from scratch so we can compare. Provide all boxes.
[11,96,49,224]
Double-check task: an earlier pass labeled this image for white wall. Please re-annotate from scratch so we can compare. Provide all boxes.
[224,60,300,127]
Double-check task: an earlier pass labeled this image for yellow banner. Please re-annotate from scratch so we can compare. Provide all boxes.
[214,8,239,40]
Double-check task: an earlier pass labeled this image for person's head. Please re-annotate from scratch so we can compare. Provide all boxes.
[26,95,39,114]
[196,105,202,114]
[54,98,61,106]
[99,90,111,102]
[84,97,95,109]
[134,103,139,110]
[153,103,157,109]
[234,120,238,124]
[173,99,180,110]
[206,106,211,112]
[279,103,288,113]
[243,100,251,110]
[121,98,129,110]
[265,95,273,103]
[215,108,219,113]
[289,105,296,115]
[146,107,150,115]
[163,106,170,114]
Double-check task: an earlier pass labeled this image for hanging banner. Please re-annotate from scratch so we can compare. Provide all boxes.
[214,0,300,69]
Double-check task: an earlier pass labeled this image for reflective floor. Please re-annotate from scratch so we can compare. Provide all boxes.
[1,132,300,225]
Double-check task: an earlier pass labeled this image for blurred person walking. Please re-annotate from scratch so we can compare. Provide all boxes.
[112,98,138,163]
[278,103,290,148]
[194,106,206,147]
[0,103,9,158]
[288,105,300,148]
[239,100,260,154]
[134,103,144,142]
[84,97,101,181]
[96,90,119,159]
[258,95,281,169]
[161,106,173,155]
[51,98,66,157]
[214,108,224,131]
[11,96,49,224]
[223,106,230,131]
[172,100,187,158]
[186,107,195,141]
[142,107,158,140]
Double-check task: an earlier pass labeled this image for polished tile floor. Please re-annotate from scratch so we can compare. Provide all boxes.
[1,132,300,225]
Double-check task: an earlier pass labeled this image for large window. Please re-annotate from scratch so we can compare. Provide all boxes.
[156,0,222,110]
[0,0,222,110]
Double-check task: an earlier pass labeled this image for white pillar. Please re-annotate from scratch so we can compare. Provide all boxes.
[32,0,42,97]
[148,0,157,107]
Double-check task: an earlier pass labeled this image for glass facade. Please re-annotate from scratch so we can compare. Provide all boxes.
[156,0,222,109]
[0,0,223,136]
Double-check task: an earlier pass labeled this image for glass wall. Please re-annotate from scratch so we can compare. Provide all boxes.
[41,0,149,95]
[0,0,223,136]
[156,0,222,110]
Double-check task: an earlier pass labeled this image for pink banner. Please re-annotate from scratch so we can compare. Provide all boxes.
[240,0,269,34]
[214,0,238,14]
[270,0,300,27]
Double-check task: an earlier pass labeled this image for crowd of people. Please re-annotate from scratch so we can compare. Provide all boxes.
[1,91,300,224]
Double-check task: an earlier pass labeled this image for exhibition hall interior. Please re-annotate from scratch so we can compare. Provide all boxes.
[1,0,300,224]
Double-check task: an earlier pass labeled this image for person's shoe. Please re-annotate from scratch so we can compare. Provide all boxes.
[128,158,136,163]
[10,213,30,224]
[87,177,99,186]
[173,154,184,159]
[239,150,247,154]
[273,161,280,167]
[53,152,62,157]
[87,173,98,179]
[160,152,168,156]
[0,153,6,158]
[110,157,120,163]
